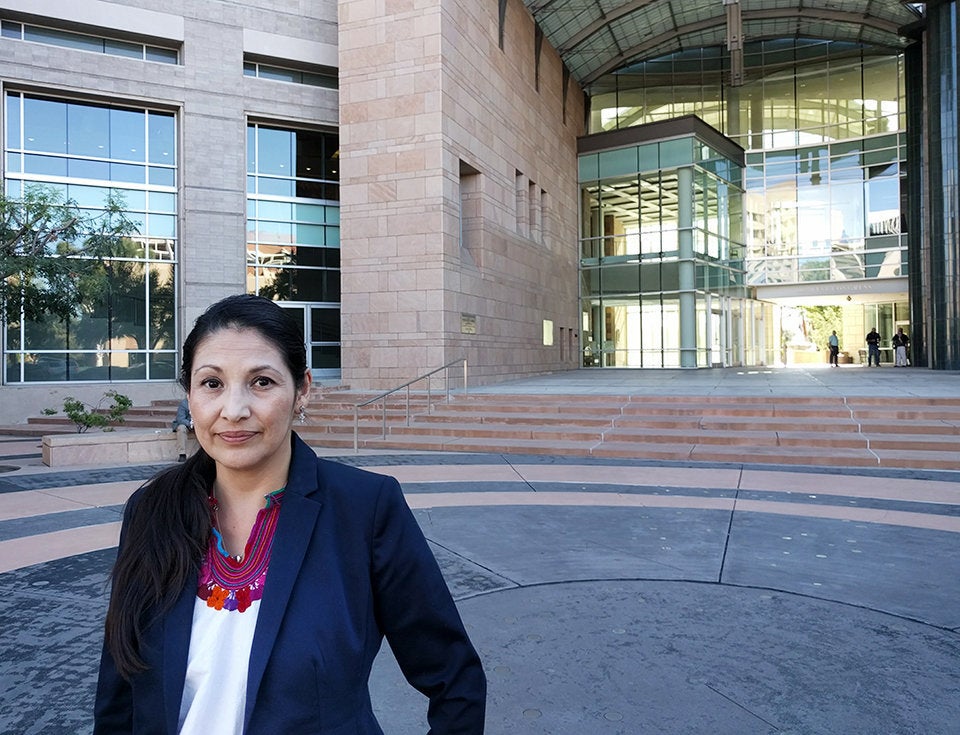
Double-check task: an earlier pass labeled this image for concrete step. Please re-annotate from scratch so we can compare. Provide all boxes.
[14,389,960,471]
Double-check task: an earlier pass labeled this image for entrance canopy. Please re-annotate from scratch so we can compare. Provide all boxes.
[522,0,923,86]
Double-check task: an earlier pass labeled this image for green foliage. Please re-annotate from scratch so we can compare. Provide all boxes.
[0,184,139,325]
[42,390,133,433]
[801,305,843,353]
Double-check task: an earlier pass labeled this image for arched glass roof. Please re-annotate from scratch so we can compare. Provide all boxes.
[522,0,923,86]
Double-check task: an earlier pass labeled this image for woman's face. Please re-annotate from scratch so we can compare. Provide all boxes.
[187,327,310,480]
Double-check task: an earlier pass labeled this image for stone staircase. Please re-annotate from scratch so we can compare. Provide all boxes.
[15,390,960,470]
[305,390,960,470]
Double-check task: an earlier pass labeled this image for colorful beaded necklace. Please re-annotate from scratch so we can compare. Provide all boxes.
[197,488,284,613]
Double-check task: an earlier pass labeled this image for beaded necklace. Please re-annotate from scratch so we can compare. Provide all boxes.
[197,488,284,613]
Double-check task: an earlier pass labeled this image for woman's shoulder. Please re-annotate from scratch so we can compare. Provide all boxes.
[294,456,401,504]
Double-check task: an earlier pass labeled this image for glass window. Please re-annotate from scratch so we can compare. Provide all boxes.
[146,214,177,238]
[831,182,865,241]
[67,184,110,208]
[148,263,176,348]
[311,308,341,342]
[257,177,294,197]
[148,113,176,164]
[579,154,599,181]
[259,66,299,83]
[659,138,694,168]
[9,21,177,63]
[294,223,325,245]
[6,94,20,149]
[25,154,67,176]
[148,167,176,187]
[110,107,145,161]
[4,94,179,383]
[248,123,341,372]
[145,47,178,64]
[258,200,293,220]
[311,345,341,369]
[104,38,142,59]
[68,158,110,180]
[247,126,256,172]
[25,25,101,52]
[599,147,638,178]
[294,202,327,223]
[24,97,67,153]
[258,127,293,175]
[148,191,177,212]
[67,103,110,157]
[110,162,146,183]
[296,133,326,179]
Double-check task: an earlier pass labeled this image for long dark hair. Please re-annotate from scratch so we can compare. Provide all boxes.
[104,294,307,678]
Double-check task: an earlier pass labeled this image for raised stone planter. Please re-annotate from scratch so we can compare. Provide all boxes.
[42,429,198,467]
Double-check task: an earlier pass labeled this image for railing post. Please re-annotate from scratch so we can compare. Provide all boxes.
[353,357,467,445]
[353,406,359,454]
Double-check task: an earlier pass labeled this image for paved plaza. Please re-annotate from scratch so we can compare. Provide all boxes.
[1,367,959,734]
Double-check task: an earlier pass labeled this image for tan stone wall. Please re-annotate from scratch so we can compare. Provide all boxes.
[339,0,584,390]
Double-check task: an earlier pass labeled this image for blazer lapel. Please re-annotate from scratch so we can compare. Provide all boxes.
[163,576,198,735]
[243,435,323,730]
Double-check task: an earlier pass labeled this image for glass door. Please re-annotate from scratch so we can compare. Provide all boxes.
[279,303,341,382]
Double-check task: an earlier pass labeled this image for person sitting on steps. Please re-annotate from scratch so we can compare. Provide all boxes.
[171,397,192,462]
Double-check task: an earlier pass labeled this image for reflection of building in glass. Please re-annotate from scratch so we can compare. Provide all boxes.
[579,118,749,368]
[246,124,341,377]
[582,40,911,367]
[4,92,178,383]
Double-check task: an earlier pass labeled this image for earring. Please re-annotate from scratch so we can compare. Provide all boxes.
[297,405,306,424]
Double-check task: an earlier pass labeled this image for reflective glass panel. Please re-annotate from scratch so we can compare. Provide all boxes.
[110,107,144,161]
[148,113,175,164]
[24,96,67,153]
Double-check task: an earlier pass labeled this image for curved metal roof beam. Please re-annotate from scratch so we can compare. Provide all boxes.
[577,9,906,86]
[556,0,663,53]
[556,1,907,54]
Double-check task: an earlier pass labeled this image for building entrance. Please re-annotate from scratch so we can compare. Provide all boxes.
[279,303,341,381]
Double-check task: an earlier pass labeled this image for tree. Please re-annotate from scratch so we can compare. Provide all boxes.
[801,305,842,353]
[0,184,139,326]
[41,390,133,433]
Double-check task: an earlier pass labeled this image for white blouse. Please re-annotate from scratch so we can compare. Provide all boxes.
[177,597,261,734]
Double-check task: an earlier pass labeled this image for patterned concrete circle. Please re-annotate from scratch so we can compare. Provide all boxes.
[372,580,960,735]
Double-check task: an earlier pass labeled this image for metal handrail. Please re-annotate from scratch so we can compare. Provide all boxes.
[353,358,468,452]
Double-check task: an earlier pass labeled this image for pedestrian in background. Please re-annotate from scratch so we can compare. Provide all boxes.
[828,330,840,367]
[893,327,911,367]
[865,327,882,366]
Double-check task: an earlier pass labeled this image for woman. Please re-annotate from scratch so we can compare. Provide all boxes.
[94,294,486,734]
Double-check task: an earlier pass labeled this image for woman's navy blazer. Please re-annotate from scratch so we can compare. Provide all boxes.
[94,434,486,734]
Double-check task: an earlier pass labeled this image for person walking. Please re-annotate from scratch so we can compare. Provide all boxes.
[865,327,882,366]
[828,330,840,367]
[892,327,911,367]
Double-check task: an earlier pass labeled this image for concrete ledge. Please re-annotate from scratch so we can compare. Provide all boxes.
[42,430,198,467]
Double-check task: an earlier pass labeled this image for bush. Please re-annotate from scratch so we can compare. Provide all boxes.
[42,390,133,433]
